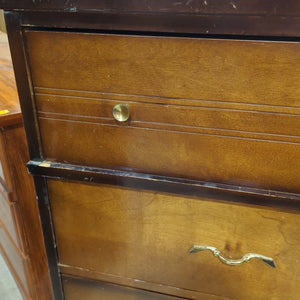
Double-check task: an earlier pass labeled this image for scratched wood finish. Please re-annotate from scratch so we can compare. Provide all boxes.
[1,0,300,15]
[48,179,300,300]
[62,276,186,300]
[2,0,300,38]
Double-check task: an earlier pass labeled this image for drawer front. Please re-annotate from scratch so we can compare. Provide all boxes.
[25,31,300,193]
[48,179,300,300]
[0,191,21,249]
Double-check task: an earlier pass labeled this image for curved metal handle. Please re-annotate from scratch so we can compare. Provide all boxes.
[189,245,276,268]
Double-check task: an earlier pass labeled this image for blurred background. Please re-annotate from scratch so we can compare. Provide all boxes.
[0,10,5,32]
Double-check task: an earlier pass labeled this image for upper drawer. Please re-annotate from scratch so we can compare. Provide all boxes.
[26,31,300,107]
[25,31,300,193]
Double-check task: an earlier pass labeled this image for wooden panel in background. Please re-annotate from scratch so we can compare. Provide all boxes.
[2,125,53,300]
[0,32,21,126]
[0,192,22,249]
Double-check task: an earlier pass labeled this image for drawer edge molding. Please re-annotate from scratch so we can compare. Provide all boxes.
[59,264,233,300]
[27,159,300,210]
[9,11,300,38]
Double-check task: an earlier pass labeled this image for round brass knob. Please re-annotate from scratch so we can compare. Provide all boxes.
[112,104,130,122]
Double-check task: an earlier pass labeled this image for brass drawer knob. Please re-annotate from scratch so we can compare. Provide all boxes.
[189,245,276,268]
[112,104,130,122]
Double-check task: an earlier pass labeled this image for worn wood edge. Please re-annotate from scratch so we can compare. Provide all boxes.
[31,176,63,300]
[27,160,300,211]
[59,264,231,300]
[0,112,22,128]
[17,11,300,38]
[4,11,43,160]
[0,0,300,16]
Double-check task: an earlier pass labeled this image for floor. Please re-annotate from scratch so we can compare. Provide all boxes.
[0,253,22,300]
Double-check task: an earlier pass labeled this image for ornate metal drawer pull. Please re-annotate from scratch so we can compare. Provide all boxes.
[189,245,276,268]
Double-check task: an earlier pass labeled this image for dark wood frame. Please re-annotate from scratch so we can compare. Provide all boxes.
[2,4,300,299]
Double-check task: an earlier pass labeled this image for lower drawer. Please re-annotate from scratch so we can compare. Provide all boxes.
[62,276,185,300]
[48,179,300,300]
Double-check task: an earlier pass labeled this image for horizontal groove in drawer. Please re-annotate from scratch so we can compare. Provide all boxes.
[49,179,300,300]
[36,94,300,139]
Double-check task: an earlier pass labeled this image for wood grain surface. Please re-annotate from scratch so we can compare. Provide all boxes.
[0,32,53,299]
[62,276,187,300]
[49,179,300,300]
[2,125,53,300]
[0,32,21,126]
[26,31,300,107]
[25,31,300,193]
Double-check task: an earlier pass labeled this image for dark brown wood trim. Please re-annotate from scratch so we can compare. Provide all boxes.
[4,11,43,160]
[14,11,300,38]
[28,160,300,211]
[1,0,300,16]
[32,176,63,300]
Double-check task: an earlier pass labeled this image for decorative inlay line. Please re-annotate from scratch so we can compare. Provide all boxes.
[38,116,300,145]
[34,87,300,115]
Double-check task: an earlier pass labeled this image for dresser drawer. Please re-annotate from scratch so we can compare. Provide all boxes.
[48,179,300,300]
[25,31,300,193]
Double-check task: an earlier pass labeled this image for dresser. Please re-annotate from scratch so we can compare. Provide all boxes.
[0,32,52,299]
[1,1,300,299]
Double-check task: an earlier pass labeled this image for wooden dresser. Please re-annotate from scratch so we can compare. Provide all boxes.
[0,32,52,299]
[1,1,300,299]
